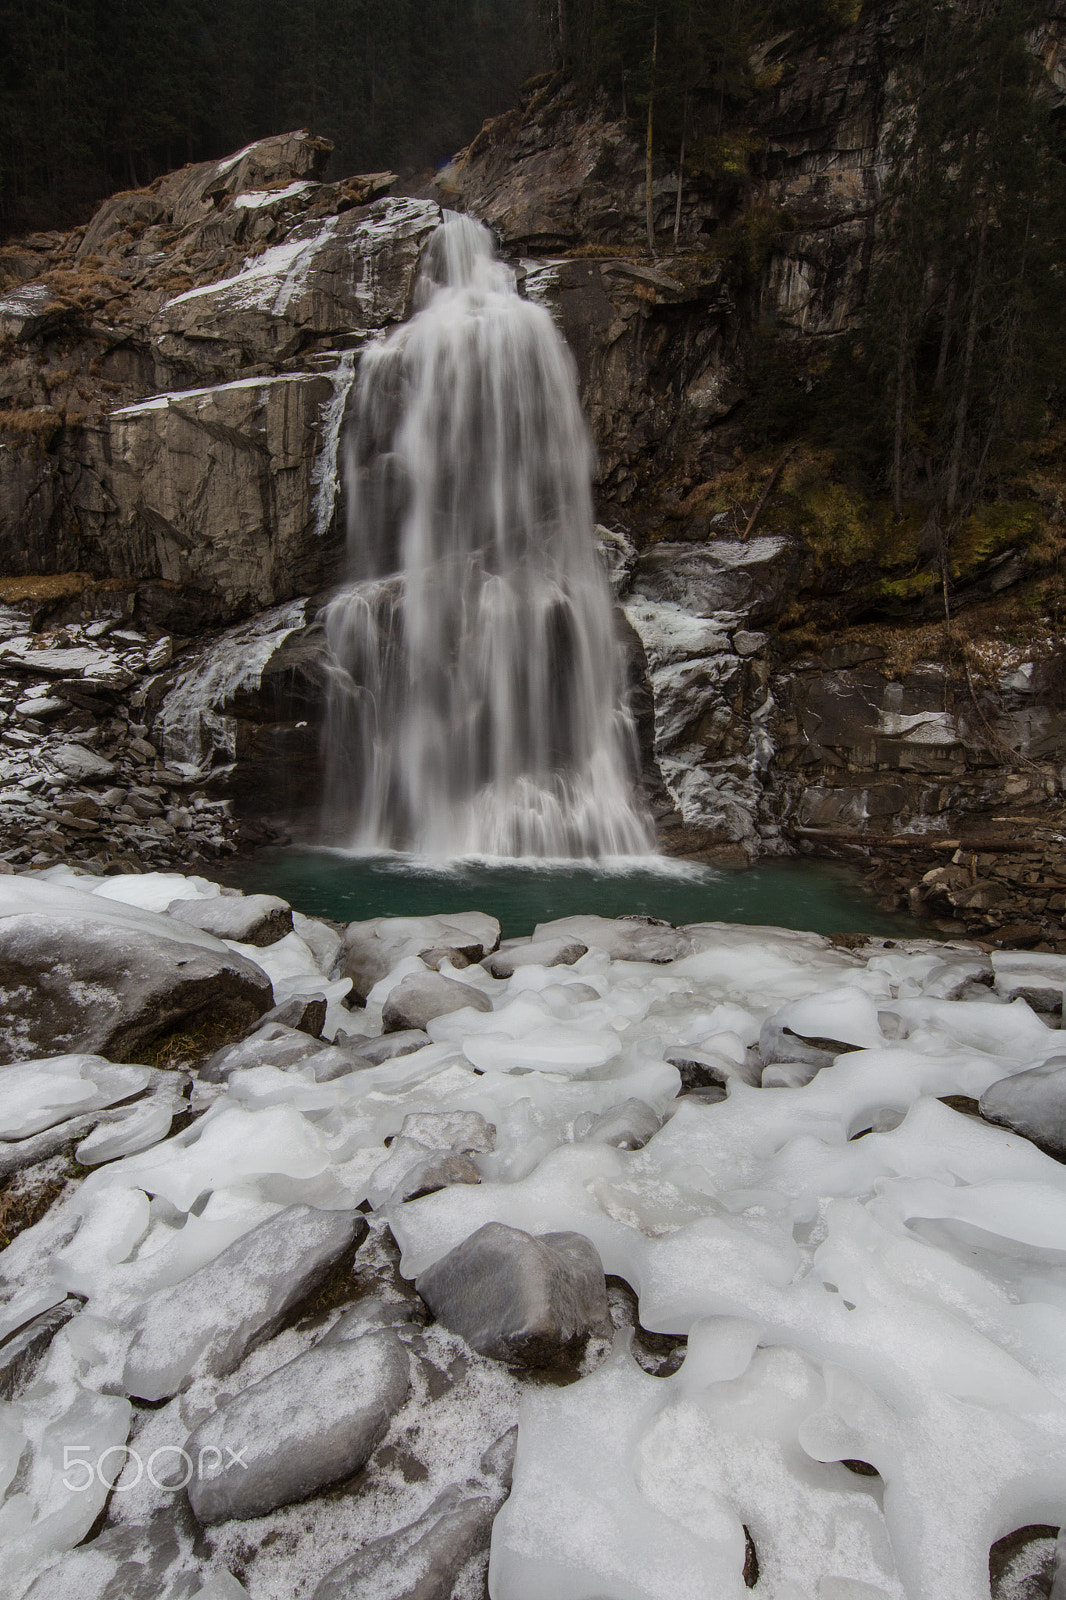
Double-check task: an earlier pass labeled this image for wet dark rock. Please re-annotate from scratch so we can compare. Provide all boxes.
[381,971,493,1034]
[417,1221,610,1366]
[243,993,327,1039]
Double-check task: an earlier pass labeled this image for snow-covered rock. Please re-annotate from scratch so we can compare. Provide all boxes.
[0,878,273,1063]
[185,1329,410,1522]
[121,1204,367,1400]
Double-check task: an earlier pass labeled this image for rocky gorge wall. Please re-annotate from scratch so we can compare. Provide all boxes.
[1,20,1065,949]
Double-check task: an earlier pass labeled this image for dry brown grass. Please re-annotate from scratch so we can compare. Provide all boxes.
[0,1170,69,1249]
[0,572,91,602]
[0,406,64,443]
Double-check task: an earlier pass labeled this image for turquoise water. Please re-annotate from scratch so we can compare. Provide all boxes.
[222,849,928,942]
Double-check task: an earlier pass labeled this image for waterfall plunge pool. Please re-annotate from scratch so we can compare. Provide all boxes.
[221,850,930,942]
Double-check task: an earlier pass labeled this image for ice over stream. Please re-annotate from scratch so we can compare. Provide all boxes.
[1,867,1066,1597]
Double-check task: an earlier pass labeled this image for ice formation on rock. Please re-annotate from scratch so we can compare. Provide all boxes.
[1,868,1066,1597]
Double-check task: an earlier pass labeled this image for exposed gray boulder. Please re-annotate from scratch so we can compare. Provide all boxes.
[322,1297,421,1344]
[200,1022,324,1082]
[244,994,327,1038]
[185,1329,410,1523]
[0,878,273,1064]
[121,1204,367,1400]
[979,1057,1066,1161]
[991,951,1066,1016]
[416,1221,609,1366]
[340,912,501,1001]
[396,1111,495,1153]
[312,1482,501,1600]
[391,1151,483,1206]
[367,1111,494,1207]
[47,743,118,783]
[381,971,493,1034]
[483,937,588,977]
[20,1513,206,1600]
[165,893,294,947]
[347,1030,432,1064]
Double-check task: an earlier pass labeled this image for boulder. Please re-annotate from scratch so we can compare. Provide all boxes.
[416,1221,609,1366]
[200,1023,324,1083]
[347,1029,432,1064]
[381,971,493,1034]
[483,937,588,977]
[390,1150,483,1207]
[152,197,441,378]
[121,1204,367,1400]
[979,1058,1066,1161]
[0,877,274,1063]
[312,1482,501,1600]
[185,1329,410,1523]
[573,1098,661,1150]
[395,1111,495,1154]
[341,912,501,1001]
[532,913,692,964]
[165,893,294,947]
[47,743,117,783]
[367,1111,494,1207]
[20,1514,208,1600]
[244,994,327,1038]
[991,951,1066,1016]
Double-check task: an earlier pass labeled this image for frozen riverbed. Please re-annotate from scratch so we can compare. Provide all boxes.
[0,866,1064,1599]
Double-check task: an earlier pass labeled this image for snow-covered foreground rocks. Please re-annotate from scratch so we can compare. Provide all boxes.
[2,868,1066,1597]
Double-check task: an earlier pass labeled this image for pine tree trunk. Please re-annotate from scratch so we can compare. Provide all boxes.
[673,121,686,249]
[945,207,988,514]
[645,14,658,257]
[892,310,909,519]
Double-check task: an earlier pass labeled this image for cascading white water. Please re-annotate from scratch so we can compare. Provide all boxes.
[321,213,655,857]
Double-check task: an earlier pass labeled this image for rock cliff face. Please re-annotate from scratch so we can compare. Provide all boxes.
[1,39,1065,944]
[0,133,438,619]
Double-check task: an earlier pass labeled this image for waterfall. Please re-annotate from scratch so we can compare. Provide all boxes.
[321,213,654,858]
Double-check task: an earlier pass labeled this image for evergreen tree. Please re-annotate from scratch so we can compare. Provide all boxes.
[863,0,1066,605]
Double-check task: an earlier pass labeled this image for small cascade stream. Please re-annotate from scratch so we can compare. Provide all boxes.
[321,213,655,858]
